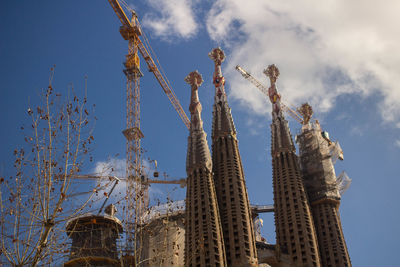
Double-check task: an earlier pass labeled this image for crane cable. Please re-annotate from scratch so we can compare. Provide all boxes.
[119,0,134,13]
[117,0,184,120]
[141,30,173,90]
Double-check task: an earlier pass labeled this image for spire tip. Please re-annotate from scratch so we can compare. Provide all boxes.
[209,47,225,66]
[264,64,280,87]
[185,70,203,87]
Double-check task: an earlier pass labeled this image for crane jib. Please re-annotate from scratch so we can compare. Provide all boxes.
[108,0,190,130]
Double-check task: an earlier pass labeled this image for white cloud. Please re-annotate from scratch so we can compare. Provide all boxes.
[142,0,198,40]
[350,126,363,137]
[395,139,400,148]
[91,158,162,207]
[94,158,126,177]
[91,158,128,210]
[205,0,400,125]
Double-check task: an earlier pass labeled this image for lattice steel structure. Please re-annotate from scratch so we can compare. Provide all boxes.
[297,120,351,267]
[209,48,258,267]
[108,2,191,262]
[266,65,321,266]
[120,24,145,258]
[184,71,226,267]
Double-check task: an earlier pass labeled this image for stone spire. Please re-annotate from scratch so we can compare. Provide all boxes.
[297,118,352,266]
[184,71,226,267]
[209,47,258,267]
[185,70,211,172]
[266,65,321,266]
[209,47,236,137]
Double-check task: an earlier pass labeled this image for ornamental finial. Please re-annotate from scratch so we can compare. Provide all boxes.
[208,47,225,66]
[264,64,280,88]
[185,71,204,121]
[209,48,226,102]
[298,103,313,125]
[185,70,203,88]
[264,64,282,111]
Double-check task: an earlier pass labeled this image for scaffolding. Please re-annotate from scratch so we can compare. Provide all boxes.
[64,205,123,267]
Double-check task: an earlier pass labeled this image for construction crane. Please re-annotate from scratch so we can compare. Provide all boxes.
[66,174,187,203]
[108,0,190,128]
[71,174,187,188]
[107,0,190,259]
[235,65,307,124]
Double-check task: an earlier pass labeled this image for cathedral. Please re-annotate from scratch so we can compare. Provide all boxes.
[184,48,351,267]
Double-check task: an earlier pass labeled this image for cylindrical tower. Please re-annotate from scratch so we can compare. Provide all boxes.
[64,206,123,267]
[139,201,185,267]
[297,118,351,266]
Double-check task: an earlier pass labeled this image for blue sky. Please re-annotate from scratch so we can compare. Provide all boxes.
[1,1,400,266]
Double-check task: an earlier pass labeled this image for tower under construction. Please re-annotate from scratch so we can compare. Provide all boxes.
[296,110,351,266]
[209,48,258,267]
[64,205,123,267]
[184,71,226,267]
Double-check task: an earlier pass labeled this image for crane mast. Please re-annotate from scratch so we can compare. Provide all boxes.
[107,0,190,262]
[121,11,144,258]
[235,65,304,124]
[108,0,190,129]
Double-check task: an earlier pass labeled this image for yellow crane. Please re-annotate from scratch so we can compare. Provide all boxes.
[107,0,190,261]
[108,0,190,128]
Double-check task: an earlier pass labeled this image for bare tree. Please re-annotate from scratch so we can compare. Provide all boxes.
[0,68,95,266]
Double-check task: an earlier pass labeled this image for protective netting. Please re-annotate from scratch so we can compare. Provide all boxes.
[336,171,352,196]
[330,141,344,164]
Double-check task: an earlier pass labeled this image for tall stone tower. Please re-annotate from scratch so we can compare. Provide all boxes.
[296,110,351,267]
[184,71,226,267]
[267,65,321,266]
[209,48,258,267]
